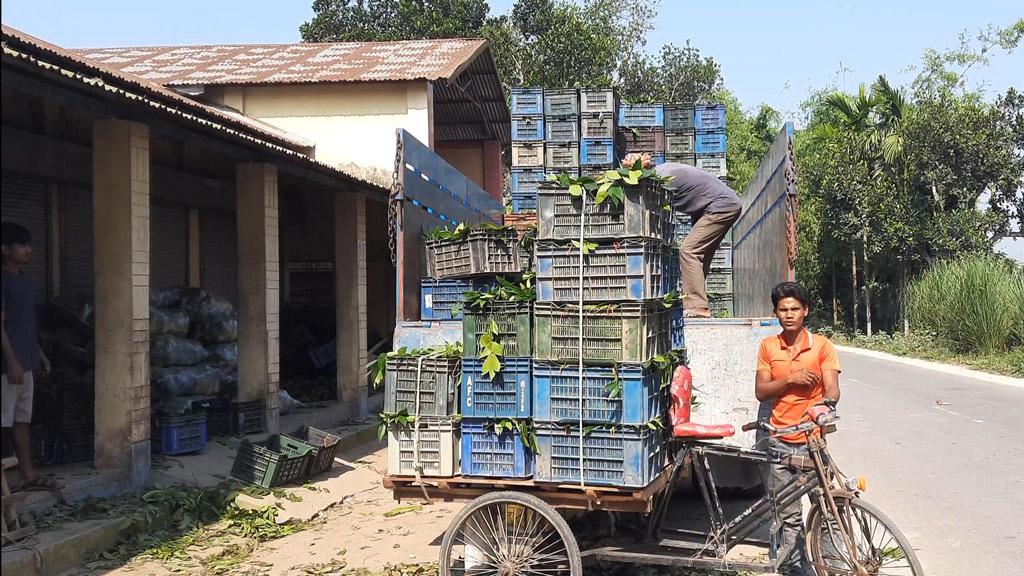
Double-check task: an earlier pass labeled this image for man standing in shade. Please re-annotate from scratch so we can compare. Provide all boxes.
[655,161,741,318]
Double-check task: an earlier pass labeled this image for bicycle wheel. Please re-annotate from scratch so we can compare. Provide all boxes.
[439,491,583,576]
[806,497,924,576]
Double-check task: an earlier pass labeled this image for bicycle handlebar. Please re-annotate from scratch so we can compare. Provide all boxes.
[741,407,840,436]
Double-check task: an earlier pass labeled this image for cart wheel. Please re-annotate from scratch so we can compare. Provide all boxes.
[439,491,583,576]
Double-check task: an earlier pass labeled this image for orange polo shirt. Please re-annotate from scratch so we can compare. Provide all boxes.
[757,329,841,444]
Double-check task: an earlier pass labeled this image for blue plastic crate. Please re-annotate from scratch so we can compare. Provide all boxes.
[511,115,545,141]
[461,357,532,419]
[669,305,686,350]
[421,277,492,320]
[618,104,665,127]
[651,154,666,166]
[695,104,726,130]
[510,88,544,115]
[580,138,617,165]
[533,362,662,424]
[663,246,680,296]
[695,129,727,154]
[154,414,207,455]
[535,424,665,487]
[461,419,534,478]
[511,168,544,193]
[545,117,579,142]
[511,190,538,212]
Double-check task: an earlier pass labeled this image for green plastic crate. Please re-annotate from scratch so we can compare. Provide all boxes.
[285,426,342,477]
[463,301,533,357]
[534,301,670,362]
[231,435,313,488]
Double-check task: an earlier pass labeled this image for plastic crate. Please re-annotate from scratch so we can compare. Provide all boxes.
[195,399,266,437]
[544,167,580,180]
[669,213,693,245]
[421,277,490,320]
[503,213,538,237]
[580,164,616,179]
[384,356,461,416]
[533,362,662,424]
[231,435,313,488]
[619,127,666,154]
[535,424,665,488]
[545,117,579,142]
[695,129,727,154]
[696,154,727,178]
[581,113,617,139]
[712,244,733,269]
[706,271,734,294]
[579,138,617,165]
[510,88,544,115]
[426,230,521,279]
[545,142,580,169]
[664,104,696,132]
[665,152,696,166]
[710,295,735,318]
[695,104,726,130]
[511,115,545,141]
[461,357,532,419]
[461,420,534,479]
[511,168,543,194]
[663,246,681,296]
[580,88,618,113]
[512,143,545,167]
[651,154,666,166]
[153,413,207,455]
[387,417,460,477]
[511,191,538,213]
[666,131,695,155]
[535,239,670,302]
[537,180,667,242]
[668,305,686,349]
[57,425,94,463]
[618,103,665,127]
[534,301,670,362]
[285,426,341,477]
[543,89,579,116]
[463,301,533,357]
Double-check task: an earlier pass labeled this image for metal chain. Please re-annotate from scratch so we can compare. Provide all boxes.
[389,134,404,265]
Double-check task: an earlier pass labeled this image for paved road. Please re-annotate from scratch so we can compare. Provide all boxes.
[828,351,1024,576]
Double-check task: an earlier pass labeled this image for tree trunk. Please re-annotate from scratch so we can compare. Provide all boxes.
[862,228,873,337]
[902,262,910,336]
[832,265,839,327]
[851,249,859,334]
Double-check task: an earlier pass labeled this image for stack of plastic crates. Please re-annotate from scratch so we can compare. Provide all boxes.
[618,103,666,166]
[579,88,620,178]
[543,88,581,183]
[664,104,696,167]
[532,177,679,488]
[695,103,728,184]
[510,87,545,212]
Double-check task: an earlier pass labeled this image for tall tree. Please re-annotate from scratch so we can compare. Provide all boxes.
[300,0,490,42]
[619,40,723,104]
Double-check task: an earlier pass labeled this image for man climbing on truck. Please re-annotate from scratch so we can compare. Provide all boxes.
[755,281,842,575]
[645,156,741,318]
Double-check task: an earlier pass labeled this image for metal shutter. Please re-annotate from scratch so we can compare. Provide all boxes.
[1,177,48,304]
[151,203,188,290]
[200,210,238,305]
[60,187,94,303]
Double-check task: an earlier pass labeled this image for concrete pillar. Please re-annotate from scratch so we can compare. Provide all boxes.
[236,163,281,432]
[335,192,369,414]
[92,119,150,488]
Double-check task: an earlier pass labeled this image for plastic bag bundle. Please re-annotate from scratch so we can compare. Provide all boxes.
[219,370,239,396]
[150,335,210,367]
[195,316,238,345]
[150,307,190,337]
[206,342,238,372]
[279,389,304,415]
[151,365,222,401]
[184,289,235,326]
[150,287,184,309]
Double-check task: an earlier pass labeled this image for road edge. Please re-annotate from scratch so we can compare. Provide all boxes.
[834,345,1024,389]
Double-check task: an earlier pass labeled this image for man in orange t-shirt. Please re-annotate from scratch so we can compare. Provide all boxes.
[755,281,841,576]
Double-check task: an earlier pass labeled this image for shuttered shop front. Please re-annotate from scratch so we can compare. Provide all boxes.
[60,187,93,302]
[151,203,188,290]
[2,177,48,304]
[201,210,238,305]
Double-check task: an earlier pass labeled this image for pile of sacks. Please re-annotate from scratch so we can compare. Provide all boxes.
[149,287,239,415]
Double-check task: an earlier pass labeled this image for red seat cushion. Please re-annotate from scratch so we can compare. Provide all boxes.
[673,422,736,439]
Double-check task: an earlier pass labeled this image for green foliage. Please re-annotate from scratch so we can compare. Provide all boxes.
[300,0,489,42]
[486,418,540,453]
[378,409,416,440]
[459,275,537,313]
[619,40,724,104]
[833,331,1024,378]
[718,90,780,192]
[546,159,668,207]
[907,255,1024,355]
[367,342,463,386]
[424,222,512,242]
[478,319,505,378]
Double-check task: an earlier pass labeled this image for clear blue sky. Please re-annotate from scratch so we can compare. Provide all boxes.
[2,0,1020,118]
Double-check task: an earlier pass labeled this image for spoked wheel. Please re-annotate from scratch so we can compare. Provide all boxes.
[806,497,924,576]
[439,491,582,576]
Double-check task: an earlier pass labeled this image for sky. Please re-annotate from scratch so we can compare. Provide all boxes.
[2,0,1021,258]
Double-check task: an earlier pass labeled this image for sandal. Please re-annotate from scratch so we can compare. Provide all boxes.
[683,310,712,319]
[20,476,64,492]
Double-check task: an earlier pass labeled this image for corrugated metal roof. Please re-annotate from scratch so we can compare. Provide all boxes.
[1,25,388,196]
[75,39,489,86]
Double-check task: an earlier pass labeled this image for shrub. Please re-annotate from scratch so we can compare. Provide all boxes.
[908,255,1024,354]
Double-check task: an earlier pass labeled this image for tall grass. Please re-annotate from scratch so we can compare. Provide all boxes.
[908,255,1024,354]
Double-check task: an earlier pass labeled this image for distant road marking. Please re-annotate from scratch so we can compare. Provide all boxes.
[847,378,882,391]
[934,405,984,424]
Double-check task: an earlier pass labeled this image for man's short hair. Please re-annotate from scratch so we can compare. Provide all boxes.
[771,282,810,310]
[1,222,32,247]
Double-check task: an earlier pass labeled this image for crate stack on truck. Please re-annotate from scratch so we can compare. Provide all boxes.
[509,88,546,212]
[543,88,581,181]
[578,88,621,178]
[619,102,667,166]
